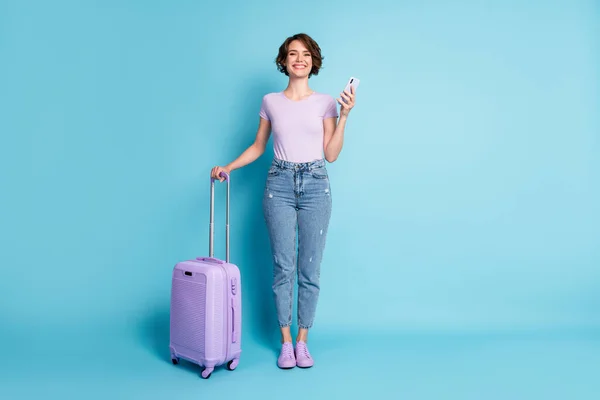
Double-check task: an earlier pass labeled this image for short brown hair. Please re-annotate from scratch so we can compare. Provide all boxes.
[275,33,323,78]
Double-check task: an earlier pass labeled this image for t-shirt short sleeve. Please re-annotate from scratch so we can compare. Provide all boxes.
[259,95,270,120]
[324,96,338,119]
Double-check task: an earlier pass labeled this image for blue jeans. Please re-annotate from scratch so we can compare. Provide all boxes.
[262,157,332,329]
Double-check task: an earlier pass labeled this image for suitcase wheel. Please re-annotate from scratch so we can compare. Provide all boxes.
[227,358,239,371]
[201,367,214,379]
[171,355,179,365]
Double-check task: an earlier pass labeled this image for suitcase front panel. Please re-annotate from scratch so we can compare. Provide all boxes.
[170,261,228,366]
[204,268,225,363]
[170,276,206,355]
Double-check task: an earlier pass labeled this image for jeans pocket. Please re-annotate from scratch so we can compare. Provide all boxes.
[311,167,328,179]
[268,166,281,176]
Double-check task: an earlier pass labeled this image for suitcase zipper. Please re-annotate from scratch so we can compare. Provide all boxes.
[217,263,231,365]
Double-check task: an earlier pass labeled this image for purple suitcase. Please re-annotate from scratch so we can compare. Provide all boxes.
[169,172,242,379]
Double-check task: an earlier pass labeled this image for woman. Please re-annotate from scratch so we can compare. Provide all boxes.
[211,33,356,369]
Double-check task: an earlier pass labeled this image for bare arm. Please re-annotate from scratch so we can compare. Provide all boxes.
[323,115,346,163]
[323,86,356,163]
[211,117,271,181]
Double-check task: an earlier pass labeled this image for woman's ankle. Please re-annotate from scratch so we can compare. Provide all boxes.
[296,328,308,343]
[280,326,292,343]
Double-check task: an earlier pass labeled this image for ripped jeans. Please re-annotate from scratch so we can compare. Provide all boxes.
[262,157,332,329]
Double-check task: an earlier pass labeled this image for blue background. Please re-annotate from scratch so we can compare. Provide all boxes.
[1,0,599,398]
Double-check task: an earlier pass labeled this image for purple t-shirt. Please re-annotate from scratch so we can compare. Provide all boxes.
[259,92,339,163]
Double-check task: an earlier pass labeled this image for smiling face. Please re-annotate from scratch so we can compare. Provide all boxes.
[285,40,313,78]
[275,33,323,78]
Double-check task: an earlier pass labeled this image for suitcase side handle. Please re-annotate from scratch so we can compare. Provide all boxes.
[209,171,230,262]
[232,303,237,343]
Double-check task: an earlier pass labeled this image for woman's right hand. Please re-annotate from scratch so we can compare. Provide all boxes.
[211,166,231,182]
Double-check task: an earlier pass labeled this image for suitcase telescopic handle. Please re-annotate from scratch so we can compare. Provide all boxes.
[209,171,230,262]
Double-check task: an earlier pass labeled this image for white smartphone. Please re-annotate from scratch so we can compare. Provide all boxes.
[342,77,360,103]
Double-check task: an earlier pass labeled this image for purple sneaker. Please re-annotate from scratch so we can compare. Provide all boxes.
[295,341,314,368]
[277,342,296,369]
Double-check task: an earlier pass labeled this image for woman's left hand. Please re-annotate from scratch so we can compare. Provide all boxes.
[338,85,356,117]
